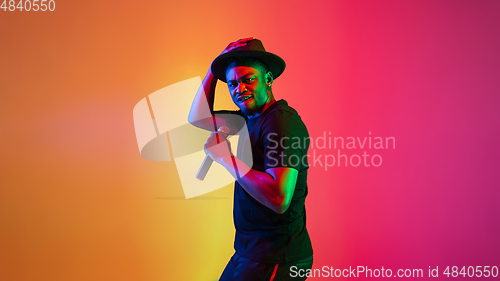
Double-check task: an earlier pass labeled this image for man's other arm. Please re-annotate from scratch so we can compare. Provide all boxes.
[225,157,298,215]
[204,136,297,214]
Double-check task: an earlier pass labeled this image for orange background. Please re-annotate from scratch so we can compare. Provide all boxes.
[1,0,499,280]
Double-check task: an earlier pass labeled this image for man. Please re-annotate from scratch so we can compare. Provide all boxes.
[188,38,313,281]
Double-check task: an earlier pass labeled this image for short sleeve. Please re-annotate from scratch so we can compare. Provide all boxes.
[262,108,310,171]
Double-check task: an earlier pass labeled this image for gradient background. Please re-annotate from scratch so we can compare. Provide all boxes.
[1,0,499,280]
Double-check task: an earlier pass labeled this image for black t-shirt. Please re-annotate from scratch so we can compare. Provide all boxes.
[227,99,313,264]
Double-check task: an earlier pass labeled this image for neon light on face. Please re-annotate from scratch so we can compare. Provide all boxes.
[226,63,271,118]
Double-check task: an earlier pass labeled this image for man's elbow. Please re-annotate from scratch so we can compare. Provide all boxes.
[187,112,197,125]
[187,116,206,129]
[273,198,291,215]
[187,114,215,130]
[187,110,205,125]
[266,168,298,214]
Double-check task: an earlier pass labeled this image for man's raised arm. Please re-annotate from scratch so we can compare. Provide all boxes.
[187,68,219,131]
[188,37,254,132]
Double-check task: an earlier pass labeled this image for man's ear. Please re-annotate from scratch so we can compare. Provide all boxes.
[265,71,274,85]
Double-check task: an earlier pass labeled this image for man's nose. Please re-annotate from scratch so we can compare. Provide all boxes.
[236,84,247,95]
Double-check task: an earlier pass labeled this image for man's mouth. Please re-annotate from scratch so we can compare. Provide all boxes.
[237,95,253,102]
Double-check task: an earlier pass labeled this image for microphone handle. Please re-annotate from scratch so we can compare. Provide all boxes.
[196,125,230,181]
[196,154,214,180]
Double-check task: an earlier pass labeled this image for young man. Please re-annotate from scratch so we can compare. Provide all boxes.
[188,38,313,281]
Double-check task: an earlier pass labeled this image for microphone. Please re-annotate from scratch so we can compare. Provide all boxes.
[196,126,230,180]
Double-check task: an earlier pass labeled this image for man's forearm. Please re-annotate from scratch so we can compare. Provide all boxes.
[218,155,289,214]
[188,68,217,127]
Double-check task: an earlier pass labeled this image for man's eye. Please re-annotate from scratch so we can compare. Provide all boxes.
[245,77,255,83]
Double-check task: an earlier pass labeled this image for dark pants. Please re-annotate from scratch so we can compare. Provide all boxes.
[219,253,313,281]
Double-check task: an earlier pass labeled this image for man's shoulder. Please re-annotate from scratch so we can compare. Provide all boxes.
[260,100,309,138]
[262,99,300,121]
[264,100,304,124]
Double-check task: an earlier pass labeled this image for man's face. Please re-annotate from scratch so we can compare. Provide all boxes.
[226,63,270,117]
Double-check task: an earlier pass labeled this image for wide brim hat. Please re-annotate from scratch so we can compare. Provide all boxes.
[211,39,286,83]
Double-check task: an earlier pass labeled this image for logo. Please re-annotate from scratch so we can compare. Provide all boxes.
[133,77,252,199]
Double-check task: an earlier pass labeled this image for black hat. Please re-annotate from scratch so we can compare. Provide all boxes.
[210,39,286,83]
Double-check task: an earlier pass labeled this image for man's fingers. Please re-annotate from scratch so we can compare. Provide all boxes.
[222,37,255,54]
[238,37,255,42]
[204,137,232,157]
[206,133,220,147]
[218,131,228,139]
[209,131,229,143]
[230,37,255,46]
[206,132,229,145]
[229,42,246,50]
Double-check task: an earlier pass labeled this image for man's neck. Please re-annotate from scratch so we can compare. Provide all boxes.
[247,96,277,119]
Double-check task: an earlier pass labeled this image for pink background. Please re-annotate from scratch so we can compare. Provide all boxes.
[1,0,499,280]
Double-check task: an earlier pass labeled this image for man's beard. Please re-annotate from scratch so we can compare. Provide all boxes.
[239,100,265,117]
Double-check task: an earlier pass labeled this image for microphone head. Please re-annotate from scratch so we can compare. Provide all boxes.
[218,126,230,134]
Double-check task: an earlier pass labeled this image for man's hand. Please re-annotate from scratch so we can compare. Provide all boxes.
[204,130,233,164]
[220,37,255,55]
